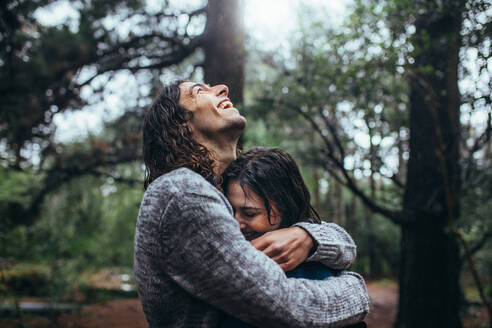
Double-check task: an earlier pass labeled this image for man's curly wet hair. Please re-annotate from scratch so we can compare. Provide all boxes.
[142,80,220,189]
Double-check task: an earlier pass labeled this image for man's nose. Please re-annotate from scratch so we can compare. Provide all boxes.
[214,84,229,97]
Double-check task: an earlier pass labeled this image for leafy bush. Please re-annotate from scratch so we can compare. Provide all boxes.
[0,264,50,297]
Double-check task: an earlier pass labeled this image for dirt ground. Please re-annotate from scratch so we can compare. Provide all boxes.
[1,281,488,327]
[365,281,399,328]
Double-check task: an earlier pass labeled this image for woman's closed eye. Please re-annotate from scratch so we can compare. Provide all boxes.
[243,211,259,219]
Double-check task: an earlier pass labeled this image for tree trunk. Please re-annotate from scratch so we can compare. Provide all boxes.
[334,180,346,226]
[367,126,377,276]
[313,168,321,214]
[395,1,464,327]
[346,188,358,233]
[363,204,376,277]
[202,0,245,104]
[397,219,462,327]
[327,177,338,224]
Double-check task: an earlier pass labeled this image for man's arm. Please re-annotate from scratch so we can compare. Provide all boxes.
[295,221,357,269]
[158,181,368,327]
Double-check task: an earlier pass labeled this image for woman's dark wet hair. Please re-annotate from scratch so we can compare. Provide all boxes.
[223,147,321,228]
[142,80,219,189]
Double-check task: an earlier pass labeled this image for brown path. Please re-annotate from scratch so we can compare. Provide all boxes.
[364,281,489,328]
[365,281,398,328]
[59,299,147,328]
[1,281,488,327]
[0,299,146,328]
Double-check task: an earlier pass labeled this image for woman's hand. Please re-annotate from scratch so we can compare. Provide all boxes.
[251,227,315,271]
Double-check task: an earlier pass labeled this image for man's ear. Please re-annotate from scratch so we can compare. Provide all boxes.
[186,120,195,134]
[181,110,193,129]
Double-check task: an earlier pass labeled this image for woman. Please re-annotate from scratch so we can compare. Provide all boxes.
[221,147,366,327]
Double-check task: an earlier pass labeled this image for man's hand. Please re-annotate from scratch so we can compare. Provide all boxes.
[251,227,315,271]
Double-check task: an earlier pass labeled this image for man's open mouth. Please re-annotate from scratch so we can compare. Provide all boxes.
[217,99,234,110]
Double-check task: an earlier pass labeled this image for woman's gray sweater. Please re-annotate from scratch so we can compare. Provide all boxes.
[134,168,369,327]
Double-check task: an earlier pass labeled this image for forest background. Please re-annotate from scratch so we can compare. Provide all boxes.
[0,0,491,327]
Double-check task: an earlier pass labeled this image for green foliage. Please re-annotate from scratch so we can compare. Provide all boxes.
[0,160,141,301]
[0,120,143,300]
[243,0,491,284]
[0,0,201,166]
[0,166,43,255]
[248,2,409,175]
[241,2,412,277]
[459,152,492,292]
[24,172,142,268]
[0,264,51,297]
[0,166,43,206]
[1,0,151,294]
[350,213,401,276]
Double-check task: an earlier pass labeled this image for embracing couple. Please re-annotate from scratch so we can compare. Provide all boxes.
[134,81,370,327]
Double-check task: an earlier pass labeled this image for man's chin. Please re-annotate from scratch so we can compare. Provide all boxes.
[236,116,247,129]
[215,115,246,142]
[226,115,247,132]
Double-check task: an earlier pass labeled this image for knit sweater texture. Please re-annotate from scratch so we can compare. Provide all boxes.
[134,168,370,327]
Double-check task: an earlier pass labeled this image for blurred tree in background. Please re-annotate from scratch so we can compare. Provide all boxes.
[0,0,491,327]
[247,0,491,326]
[0,0,246,311]
[1,0,245,227]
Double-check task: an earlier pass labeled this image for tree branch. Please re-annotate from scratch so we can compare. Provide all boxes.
[21,146,142,226]
[77,34,203,88]
[316,105,346,159]
[85,169,142,186]
[271,98,405,224]
[468,232,492,258]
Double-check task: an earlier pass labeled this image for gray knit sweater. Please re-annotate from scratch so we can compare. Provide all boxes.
[134,168,369,328]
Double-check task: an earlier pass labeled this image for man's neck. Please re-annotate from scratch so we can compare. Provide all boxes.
[196,134,239,175]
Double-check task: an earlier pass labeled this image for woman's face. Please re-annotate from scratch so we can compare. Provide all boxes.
[226,181,281,241]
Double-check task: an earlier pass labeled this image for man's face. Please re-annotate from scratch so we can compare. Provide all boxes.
[178,82,246,140]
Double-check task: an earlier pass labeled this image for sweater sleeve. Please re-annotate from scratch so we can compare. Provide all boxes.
[157,177,369,328]
[293,222,357,270]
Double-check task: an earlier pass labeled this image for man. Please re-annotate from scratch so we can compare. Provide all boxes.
[134,81,369,327]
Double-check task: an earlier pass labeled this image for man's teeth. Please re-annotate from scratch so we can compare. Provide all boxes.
[218,101,233,109]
